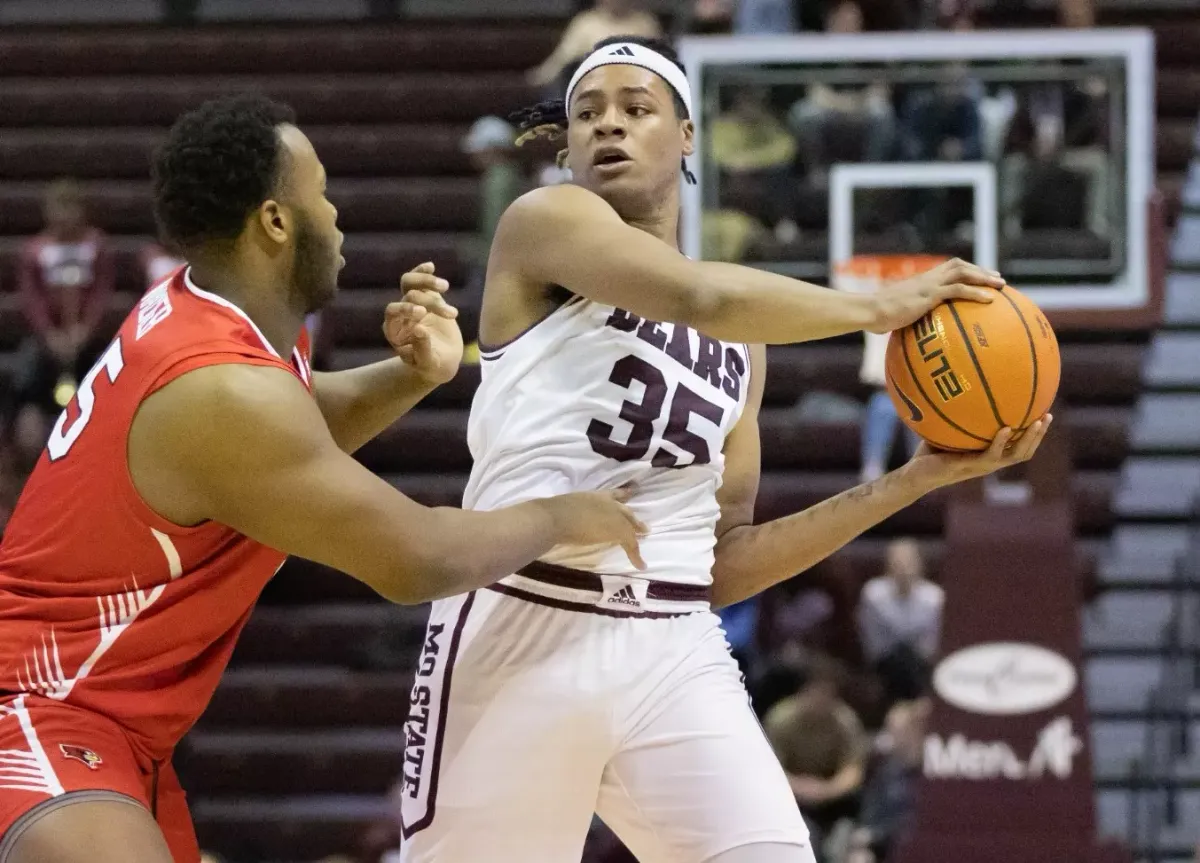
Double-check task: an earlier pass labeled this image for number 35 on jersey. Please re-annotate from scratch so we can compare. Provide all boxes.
[587,308,748,470]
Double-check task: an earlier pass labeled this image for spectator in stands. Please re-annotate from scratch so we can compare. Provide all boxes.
[786,2,894,189]
[857,538,943,705]
[14,179,114,459]
[710,86,800,236]
[844,699,929,863]
[712,86,798,177]
[896,75,983,167]
[462,116,524,281]
[734,0,797,33]
[909,0,976,29]
[1002,80,1108,237]
[139,241,185,289]
[718,596,761,673]
[461,116,525,346]
[684,0,736,33]
[526,0,662,90]
[765,656,868,861]
[857,312,919,483]
[990,0,1093,27]
[895,51,983,242]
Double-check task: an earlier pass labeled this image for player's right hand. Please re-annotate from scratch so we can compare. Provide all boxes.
[868,258,1007,334]
[906,414,1053,490]
[541,488,649,570]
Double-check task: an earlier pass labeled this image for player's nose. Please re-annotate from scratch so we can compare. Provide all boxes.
[594,106,626,138]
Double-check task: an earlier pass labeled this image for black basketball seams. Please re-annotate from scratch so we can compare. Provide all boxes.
[997,288,1039,431]
[899,320,991,445]
[947,300,1006,430]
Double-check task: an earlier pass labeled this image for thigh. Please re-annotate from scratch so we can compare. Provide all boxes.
[597,622,812,863]
[0,696,164,863]
[398,592,608,863]
[3,798,172,863]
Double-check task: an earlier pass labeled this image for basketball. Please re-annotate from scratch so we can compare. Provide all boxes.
[885,285,1061,452]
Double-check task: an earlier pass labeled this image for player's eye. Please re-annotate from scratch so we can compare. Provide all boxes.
[577,109,597,121]
[628,105,649,116]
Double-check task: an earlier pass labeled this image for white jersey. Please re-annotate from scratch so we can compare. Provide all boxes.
[464,292,752,587]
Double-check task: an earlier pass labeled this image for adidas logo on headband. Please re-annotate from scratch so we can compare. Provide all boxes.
[566,42,694,121]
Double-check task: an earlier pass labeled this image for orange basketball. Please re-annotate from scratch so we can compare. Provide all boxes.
[885,285,1060,452]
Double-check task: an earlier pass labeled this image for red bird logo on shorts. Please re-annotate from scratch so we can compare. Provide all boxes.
[59,744,102,770]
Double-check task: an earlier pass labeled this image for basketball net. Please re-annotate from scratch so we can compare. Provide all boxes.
[831,254,948,388]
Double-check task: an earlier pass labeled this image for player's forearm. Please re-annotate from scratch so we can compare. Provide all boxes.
[690,261,882,344]
[386,501,566,603]
[312,360,438,454]
[710,464,938,609]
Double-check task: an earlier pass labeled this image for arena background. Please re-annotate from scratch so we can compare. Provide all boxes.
[0,0,1196,861]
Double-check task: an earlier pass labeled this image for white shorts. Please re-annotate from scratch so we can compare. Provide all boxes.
[397,588,813,863]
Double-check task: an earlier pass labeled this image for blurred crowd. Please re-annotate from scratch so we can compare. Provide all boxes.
[0,180,174,527]
[462,0,1113,280]
[0,2,1107,862]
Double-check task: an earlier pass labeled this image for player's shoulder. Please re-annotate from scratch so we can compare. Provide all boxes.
[148,361,301,414]
[502,183,619,231]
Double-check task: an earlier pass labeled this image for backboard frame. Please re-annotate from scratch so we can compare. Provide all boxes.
[830,161,999,273]
[677,28,1156,313]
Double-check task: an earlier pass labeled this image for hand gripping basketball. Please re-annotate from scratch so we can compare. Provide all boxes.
[906,414,1053,490]
[867,258,1005,335]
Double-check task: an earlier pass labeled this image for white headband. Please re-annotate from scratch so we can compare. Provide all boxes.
[565,42,693,119]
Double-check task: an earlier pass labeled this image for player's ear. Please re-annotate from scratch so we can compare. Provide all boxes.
[681,120,695,158]
[257,200,290,247]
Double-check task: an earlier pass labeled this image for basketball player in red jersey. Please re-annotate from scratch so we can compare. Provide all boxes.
[0,95,645,863]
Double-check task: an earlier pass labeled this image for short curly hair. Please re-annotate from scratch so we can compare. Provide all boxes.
[153,94,297,250]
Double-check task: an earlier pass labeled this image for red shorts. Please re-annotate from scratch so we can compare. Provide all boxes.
[0,695,199,863]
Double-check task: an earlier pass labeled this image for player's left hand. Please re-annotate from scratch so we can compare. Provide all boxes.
[905,414,1053,490]
[383,262,464,386]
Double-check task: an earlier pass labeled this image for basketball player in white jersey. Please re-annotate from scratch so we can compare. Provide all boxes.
[398,36,1051,863]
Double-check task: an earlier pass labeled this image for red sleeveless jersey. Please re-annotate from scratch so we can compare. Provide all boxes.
[0,267,313,763]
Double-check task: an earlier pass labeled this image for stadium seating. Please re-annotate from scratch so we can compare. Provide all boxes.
[0,9,1189,860]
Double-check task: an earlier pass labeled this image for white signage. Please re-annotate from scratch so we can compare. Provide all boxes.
[925,716,1084,780]
[933,642,1077,716]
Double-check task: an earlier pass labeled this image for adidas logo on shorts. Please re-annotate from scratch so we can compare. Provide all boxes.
[607,585,640,607]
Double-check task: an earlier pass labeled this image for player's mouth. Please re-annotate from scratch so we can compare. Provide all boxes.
[592,146,633,175]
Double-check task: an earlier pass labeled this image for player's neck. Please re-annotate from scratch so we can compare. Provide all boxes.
[186,262,305,357]
[624,208,680,249]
